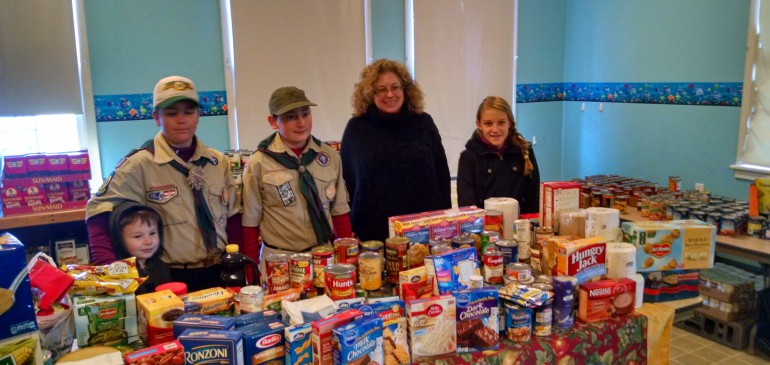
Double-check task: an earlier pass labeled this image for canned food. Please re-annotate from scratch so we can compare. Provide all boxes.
[360,240,384,256]
[484,209,504,236]
[505,301,532,342]
[358,251,383,291]
[311,245,334,289]
[480,231,501,256]
[431,243,453,255]
[505,262,532,283]
[451,235,475,250]
[324,263,357,300]
[669,176,681,192]
[689,210,706,221]
[483,249,504,285]
[601,191,614,208]
[720,215,740,237]
[533,298,553,337]
[238,285,264,314]
[289,253,313,291]
[385,237,409,284]
[706,212,722,231]
[513,220,531,260]
[748,216,764,237]
[469,274,484,288]
[613,195,629,213]
[535,275,553,285]
[333,237,360,267]
[495,239,519,266]
[763,219,770,241]
[265,253,290,294]
[591,191,602,208]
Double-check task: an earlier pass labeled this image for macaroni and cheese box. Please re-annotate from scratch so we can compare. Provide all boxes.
[285,322,312,365]
[0,233,38,340]
[332,316,383,365]
[621,219,716,272]
[136,290,184,346]
[173,313,236,338]
[178,329,243,365]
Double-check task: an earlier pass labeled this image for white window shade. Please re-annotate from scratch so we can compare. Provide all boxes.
[0,0,82,117]
[733,0,770,179]
[412,0,516,176]
[226,0,368,149]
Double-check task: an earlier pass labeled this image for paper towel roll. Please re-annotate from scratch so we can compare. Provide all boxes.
[605,242,637,279]
[484,197,519,240]
[633,273,645,308]
[585,207,621,242]
[559,209,586,237]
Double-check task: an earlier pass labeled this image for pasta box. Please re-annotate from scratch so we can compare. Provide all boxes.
[178,329,244,365]
[0,233,38,340]
[332,316,383,365]
[234,309,282,329]
[240,319,285,365]
[172,313,236,338]
[621,219,716,272]
[285,322,312,365]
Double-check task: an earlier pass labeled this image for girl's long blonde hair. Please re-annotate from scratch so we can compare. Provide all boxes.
[476,96,533,176]
[351,59,424,117]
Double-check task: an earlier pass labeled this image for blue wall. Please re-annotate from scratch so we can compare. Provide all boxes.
[85,0,230,176]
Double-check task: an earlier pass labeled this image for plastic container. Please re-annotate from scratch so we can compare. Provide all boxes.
[220,244,259,290]
[156,282,187,296]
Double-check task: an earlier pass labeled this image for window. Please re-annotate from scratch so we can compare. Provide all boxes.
[732,0,770,179]
[0,115,82,156]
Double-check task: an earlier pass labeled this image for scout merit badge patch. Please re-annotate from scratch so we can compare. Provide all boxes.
[147,186,179,203]
[316,152,330,167]
[277,181,297,207]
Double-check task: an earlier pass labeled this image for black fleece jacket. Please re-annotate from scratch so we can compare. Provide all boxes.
[456,132,540,214]
[341,106,452,241]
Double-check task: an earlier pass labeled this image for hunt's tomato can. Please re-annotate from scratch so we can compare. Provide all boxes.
[324,263,356,300]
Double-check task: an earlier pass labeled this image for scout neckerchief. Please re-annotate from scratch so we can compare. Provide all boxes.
[139,139,218,250]
[257,132,333,245]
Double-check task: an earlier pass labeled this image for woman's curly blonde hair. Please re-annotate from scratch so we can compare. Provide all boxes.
[351,59,425,117]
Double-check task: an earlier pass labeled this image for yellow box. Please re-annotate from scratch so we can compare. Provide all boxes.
[136,290,184,346]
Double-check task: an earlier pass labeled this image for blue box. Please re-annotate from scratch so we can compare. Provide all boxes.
[453,287,500,352]
[332,316,383,365]
[240,319,285,365]
[173,313,236,339]
[234,309,282,329]
[285,322,312,365]
[0,233,38,340]
[178,329,243,365]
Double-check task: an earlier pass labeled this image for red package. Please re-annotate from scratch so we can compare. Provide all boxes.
[29,256,75,311]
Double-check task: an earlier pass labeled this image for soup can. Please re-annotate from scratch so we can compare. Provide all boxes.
[385,237,409,284]
[358,251,383,291]
[495,239,519,266]
[360,240,384,257]
[289,253,313,291]
[324,263,357,300]
[505,262,532,283]
[480,231,501,256]
[311,245,335,289]
[483,249,504,285]
[265,253,290,294]
[513,219,531,260]
[452,235,475,250]
[505,301,532,342]
[333,237,360,267]
[238,285,264,314]
[533,298,553,337]
[748,216,764,237]
[484,209,504,236]
[431,243,453,255]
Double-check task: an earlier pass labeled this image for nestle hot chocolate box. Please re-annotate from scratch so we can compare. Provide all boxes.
[578,278,636,323]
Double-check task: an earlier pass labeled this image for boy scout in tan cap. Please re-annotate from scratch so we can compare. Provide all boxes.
[86,76,242,292]
[241,86,352,283]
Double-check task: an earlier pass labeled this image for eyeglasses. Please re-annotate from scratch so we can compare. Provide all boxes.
[374,84,403,96]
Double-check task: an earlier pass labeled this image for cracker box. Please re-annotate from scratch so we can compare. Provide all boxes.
[178,329,244,365]
[453,288,499,352]
[241,319,285,365]
[124,340,184,365]
[180,287,233,314]
[173,313,236,338]
[406,295,457,362]
[332,316,383,365]
[311,309,364,365]
[578,278,636,323]
[555,236,606,284]
[0,233,38,340]
[73,293,138,347]
[425,247,480,295]
[621,219,716,272]
[540,182,581,232]
[136,290,185,346]
[285,322,312,365]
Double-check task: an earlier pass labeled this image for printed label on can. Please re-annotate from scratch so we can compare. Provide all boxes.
[311,246,334,289]
[290,253,313,291]
[324,264,356,300]
[505,302,532,342]
[483,251,504,285]
[266,257,290,294]
[385,237,409,284]
[533,302,553,336]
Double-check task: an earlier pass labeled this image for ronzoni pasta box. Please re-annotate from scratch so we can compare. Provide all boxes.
[406,295,457,362]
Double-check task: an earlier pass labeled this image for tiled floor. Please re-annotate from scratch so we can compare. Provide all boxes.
[669,326,768,365]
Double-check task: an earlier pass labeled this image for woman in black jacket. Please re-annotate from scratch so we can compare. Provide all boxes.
[457,96,540,214]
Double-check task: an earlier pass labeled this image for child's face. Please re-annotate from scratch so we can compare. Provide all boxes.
[122,219,160,262]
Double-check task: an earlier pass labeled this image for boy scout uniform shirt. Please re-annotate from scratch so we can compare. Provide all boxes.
[86,132,241,267]
[241,135,349,252]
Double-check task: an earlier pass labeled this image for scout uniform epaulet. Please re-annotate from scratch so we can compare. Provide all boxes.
[95,139,155,196]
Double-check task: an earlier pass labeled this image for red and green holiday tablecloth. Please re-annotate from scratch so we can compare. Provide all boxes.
[415,313,648,365]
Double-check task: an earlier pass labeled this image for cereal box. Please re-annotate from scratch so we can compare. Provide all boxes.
[0,233,38,340]
[578,278,636,323]
[73,293,137,347]
[621,219,716,272]
[540,182,581,232]
[406,295,457,362]
[453,288,499,352]
[241,319,285,365]
[178,329,244,365]
[136,290,184,346]
[179,287,233,314]
[285,322,312,365]
[173,313,236,338]
[311,309,364,365]
[332,316,383,365]
[124,340,184,365]
[426,247,480,295]
[555,236,606,284]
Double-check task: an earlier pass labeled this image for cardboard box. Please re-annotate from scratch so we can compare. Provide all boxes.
[555,236,606,284]
[642,270,700,302]
[0,233,38,340]
[178,329,244,365]
[540,182,581,232]
[621,219,716,272]
[73,294,138,348]
[124,340,184,365]
[311,309,363,365]
[136,290,184,346]
[0,330,43,365]
[578,278,636,323]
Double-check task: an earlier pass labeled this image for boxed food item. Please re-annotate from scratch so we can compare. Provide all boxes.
[234,309,282,329]
[73,294,137,348]
[389,213,431,243]
[425,247,479,295]
[43,182,70,204]
[389,207,485,244]
[0,330,43,365]
[406,295,457,362]
[578,278,636,323]
[311,309,364,365]
[555,236,606,284]
[136,290,184,346]
[351,299,409,365]
[332,316,383,365]
[69,180,91,201]
[241,319,285,365]
[0,233,38,340]
[621,219,716,272]
[124,340,184,365]
[453,288,499,352]
[398,266,432,301]
[539,182,580,232]
[285,322,312,365]
[172,313,236,338]
[22,184,47,207]
[178,329,244,365]
[179,287,233,315]
[642,270,700,302]
[699,266,757,303]
[1,185,23,209]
